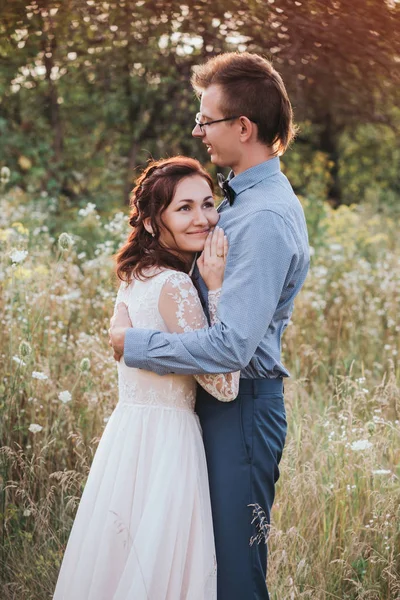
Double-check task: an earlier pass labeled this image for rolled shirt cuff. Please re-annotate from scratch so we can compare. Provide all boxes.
[124,328,152,369]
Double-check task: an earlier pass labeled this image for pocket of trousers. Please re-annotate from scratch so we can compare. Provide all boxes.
[239,395,254,464]
[256,393,287,466]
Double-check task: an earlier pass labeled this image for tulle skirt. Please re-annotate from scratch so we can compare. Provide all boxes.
[53,402,216,600]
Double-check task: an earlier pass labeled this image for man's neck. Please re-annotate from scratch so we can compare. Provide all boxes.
[231,145,276,176]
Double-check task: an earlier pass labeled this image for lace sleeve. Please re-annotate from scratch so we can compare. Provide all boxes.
[158,273,239,402]
[208,288,221,326]
[203,288,240,401]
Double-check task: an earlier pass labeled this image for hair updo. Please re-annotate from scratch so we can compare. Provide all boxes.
[115,156,214,282]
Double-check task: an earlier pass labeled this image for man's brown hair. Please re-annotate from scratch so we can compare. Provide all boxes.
[191,52,297,155]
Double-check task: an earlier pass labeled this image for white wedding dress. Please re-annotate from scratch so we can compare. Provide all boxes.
[53,269,239,600]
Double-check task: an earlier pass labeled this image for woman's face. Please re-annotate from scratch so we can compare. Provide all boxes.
[158,175,219,262]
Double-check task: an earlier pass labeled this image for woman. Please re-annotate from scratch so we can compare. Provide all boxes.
[53,157,239,600]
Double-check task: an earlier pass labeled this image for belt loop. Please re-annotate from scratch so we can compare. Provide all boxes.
[252,380,258,398]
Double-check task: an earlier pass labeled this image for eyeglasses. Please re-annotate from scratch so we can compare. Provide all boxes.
[195,113,240,133]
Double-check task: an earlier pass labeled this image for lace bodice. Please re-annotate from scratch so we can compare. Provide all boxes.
[115,269,239,411]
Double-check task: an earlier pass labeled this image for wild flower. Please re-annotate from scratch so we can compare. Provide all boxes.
[19,340,32,358]
[60,290,82,301]
[33,264,49,277]
[372,469,391,475]
[14,266,32,280]
[9,249,28,263]
[104,211,127,237]
[350,439,373,451]
[23,509,31,517]
[80,357,91,372]
[58,232,73,251]
[28,423,43,433]
[11,222,29,236]
[13,356,26,366]
[32,371,48,380]
[58,390,72,404]
[0,166,11,184]
[78,202,97,218]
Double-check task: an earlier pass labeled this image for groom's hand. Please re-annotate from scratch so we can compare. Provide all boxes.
[109,303,132,361]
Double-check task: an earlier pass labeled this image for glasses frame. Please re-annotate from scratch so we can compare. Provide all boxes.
[195,113,240,133]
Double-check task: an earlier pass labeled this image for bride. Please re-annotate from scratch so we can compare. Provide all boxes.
[53,156,239,600]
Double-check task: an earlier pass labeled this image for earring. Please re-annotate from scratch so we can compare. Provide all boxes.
[151,233,155,238]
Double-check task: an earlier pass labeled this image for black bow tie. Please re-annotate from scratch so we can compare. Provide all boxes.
[217,173,235,205]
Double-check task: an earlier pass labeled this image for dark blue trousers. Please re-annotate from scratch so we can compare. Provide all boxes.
[196,378,287,600]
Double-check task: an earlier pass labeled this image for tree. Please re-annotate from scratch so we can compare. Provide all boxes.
[1,0,399,205]
[238,0,400,202]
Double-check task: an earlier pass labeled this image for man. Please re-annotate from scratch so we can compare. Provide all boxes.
[110,52,309,600]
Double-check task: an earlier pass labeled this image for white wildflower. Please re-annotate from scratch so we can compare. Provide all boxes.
[329,243,343,252]
[32,371,48,380]
[58,232,73,251]
[1,166,11,184]
[80,357,91,372]
[78,202,97,218]
[60,290,81,301]
[28,423,43,434]
[372,469,391,475]
[10,249,28,264]
[58,390,72,404]
[350,439,373,451]
[13,356,26,366]
[104,211,126,234]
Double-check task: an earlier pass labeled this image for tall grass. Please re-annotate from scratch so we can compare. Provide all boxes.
[0,188,399,599]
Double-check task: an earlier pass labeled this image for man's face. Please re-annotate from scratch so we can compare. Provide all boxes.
[192,84,241,169]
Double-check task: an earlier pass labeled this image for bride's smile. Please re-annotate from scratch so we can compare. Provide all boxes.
[157,174,219,261]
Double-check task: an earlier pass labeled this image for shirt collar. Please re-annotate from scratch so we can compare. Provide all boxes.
[228,157,281,197]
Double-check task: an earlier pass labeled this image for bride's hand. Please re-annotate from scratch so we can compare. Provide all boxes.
[197,226,229,291]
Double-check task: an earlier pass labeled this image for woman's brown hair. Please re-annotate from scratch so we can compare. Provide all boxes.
[115,156,214,282]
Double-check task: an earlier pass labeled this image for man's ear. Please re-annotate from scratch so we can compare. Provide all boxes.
[143,217,153,236]
[239,116,255,142]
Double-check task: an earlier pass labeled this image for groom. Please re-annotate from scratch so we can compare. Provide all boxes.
[110,52,309,600]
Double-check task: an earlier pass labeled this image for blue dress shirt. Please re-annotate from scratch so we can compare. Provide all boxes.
[124,157,309,378]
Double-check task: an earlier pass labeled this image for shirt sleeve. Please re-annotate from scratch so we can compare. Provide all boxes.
[124,210,299,375]
[158,272,239,401]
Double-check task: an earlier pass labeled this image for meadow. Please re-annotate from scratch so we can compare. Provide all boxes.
[0,179,399,599]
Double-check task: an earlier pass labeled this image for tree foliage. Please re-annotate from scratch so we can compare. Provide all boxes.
[0,0,399,205]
